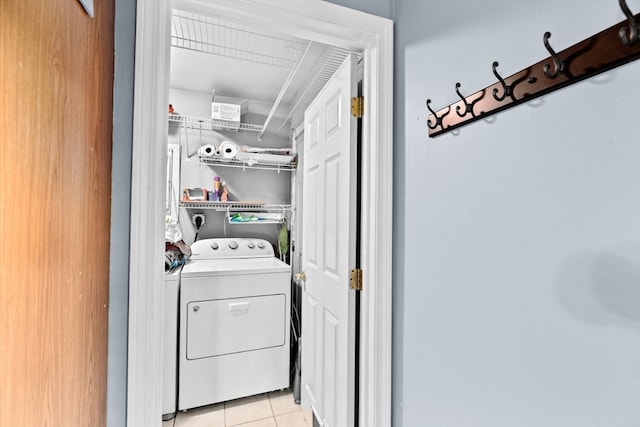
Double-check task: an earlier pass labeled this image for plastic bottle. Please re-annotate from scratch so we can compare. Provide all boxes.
[213,176,221,201]
[220,181,229,202]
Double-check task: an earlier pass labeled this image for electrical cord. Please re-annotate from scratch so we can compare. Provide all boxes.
[194,215,203,242]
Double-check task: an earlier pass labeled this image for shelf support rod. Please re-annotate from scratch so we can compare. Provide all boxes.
[260,41,312,140]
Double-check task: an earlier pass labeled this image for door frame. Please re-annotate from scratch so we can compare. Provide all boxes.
[128,1,393,426]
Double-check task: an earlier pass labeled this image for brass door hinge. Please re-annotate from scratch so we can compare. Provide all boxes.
[351,96,364,118]
[350,268,363,291]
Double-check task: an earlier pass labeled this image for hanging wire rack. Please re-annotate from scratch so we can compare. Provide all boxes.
[171,9,308,69]
[171,9,356,134]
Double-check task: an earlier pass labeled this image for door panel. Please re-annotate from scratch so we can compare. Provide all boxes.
[307,165,320,267]
[0,1,113,426]
[301,54,357,427]
[324,155,341,276]
[304,293,319,409]
[322,309,339,427]
[186,295,286,359]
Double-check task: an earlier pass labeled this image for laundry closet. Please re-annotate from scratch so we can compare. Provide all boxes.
[163,5,355,421]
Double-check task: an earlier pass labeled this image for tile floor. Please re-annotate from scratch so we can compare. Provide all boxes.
[163,390,313,427]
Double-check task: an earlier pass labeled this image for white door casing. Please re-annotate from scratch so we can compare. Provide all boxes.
[129,2,393,426]
[301,54,357,427]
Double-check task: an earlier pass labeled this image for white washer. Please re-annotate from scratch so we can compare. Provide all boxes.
[178,238,291,411]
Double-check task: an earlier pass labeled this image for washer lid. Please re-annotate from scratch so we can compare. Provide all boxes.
[181,257,291,277]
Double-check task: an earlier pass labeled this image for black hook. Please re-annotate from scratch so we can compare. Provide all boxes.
[426,99,449,130]
[455,83,475,117]
[542,32,565,79]
[619,0,639,45]
[492,61,513,101]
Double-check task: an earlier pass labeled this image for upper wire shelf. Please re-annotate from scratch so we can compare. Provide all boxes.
[170,9,356,136]
[169,114,263,134]
[171,9,308,69]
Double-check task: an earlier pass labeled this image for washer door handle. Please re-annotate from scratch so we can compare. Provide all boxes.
[229,302,250,315]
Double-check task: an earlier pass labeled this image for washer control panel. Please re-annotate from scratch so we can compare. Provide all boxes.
[190,238,275,259]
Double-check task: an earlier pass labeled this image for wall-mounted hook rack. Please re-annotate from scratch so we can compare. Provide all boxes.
[427,2,640,138]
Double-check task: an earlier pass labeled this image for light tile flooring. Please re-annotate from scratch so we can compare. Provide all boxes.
[163,390,313,427]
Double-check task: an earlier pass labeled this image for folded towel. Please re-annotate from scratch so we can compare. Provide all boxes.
[240,145,291,155]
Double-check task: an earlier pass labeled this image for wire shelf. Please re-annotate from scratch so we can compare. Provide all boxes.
[169,114,263,134]
[180,202,292,212]
[198,155,296,171]
[170,9,357,136]
[277,45,353,132]
[171,9,308,69]
[226,211,285,225]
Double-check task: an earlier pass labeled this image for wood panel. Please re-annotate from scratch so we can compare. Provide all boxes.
[0,0,114,426]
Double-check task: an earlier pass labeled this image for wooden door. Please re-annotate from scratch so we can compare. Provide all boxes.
[0,1,114,425]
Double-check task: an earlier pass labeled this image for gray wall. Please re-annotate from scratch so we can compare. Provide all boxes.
[392,1,640,426]
[334,0,640,425]
[324,0,393,19]
[110,1,640,426]
[168,88,292,246]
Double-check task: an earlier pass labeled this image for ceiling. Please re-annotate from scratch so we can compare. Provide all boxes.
[169,9,353,137]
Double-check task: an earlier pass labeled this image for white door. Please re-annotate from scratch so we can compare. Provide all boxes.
[301,54,358,427]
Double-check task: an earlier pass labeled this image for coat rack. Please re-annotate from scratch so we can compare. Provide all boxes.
[427,0,640,138]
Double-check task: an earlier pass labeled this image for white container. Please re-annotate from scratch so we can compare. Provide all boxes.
[211,102,241,122]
